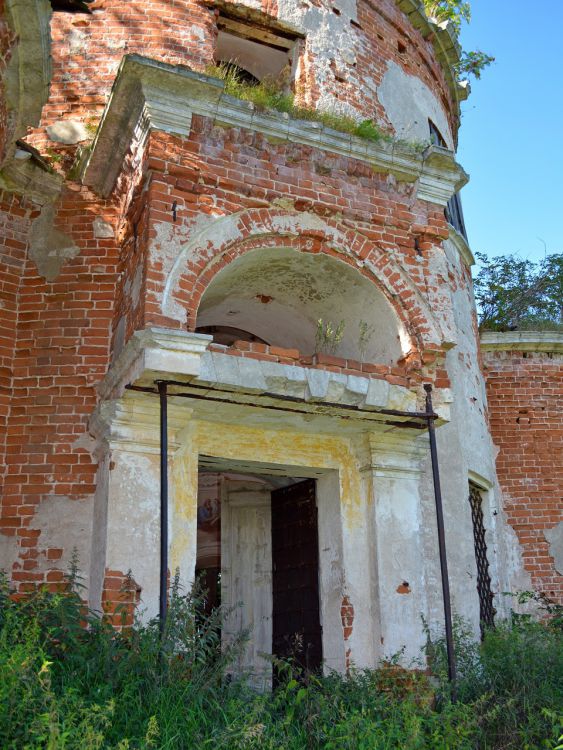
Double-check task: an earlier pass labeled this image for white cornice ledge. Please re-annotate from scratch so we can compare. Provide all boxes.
[83,55,467,206]
[481,331,563,353]
[97,327,213,400]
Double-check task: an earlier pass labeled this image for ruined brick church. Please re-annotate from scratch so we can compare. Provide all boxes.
[1,0,560,682]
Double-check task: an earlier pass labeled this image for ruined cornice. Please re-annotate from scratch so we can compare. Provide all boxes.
[0,155,62,205]
[1,0,52,170]
[480,331,563,354]
[83,55,468,206]
[394,0,470,118]
[92,327,449,440]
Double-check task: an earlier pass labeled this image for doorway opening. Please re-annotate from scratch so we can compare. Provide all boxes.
[196,461,323,687]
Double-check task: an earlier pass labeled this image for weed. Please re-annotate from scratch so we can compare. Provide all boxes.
[206,64,395,146]
[315,318,345,355]
[1,569,561,749]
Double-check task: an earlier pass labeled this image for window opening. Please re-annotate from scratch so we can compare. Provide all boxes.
[468,483,495,637]
[428,119,447,147]
[50,0,92,11]
[428,120,468,240]
[195,325,269,347]
[208,2,304,84]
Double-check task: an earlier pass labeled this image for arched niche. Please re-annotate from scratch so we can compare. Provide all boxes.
[195,246,405,364]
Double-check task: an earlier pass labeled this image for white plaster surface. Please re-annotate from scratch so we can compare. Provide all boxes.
[545,523,563,575]
[378,61,454,149]
[46,119,89,145]
[105,451,160,618]
[32,495,93,592]
[93,217,115,238]
[197,246,404,362]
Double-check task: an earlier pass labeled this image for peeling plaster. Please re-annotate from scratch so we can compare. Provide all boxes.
[29,202,80,281]
[275,0,366,118]
[545,522,563,575]
[197,246,403,361]
[23,496,94,587]
[0,533,18,576]
[378,61,453,149]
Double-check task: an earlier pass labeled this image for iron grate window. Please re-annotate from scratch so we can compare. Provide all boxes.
[469,483,495,637]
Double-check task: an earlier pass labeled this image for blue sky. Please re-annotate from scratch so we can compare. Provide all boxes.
[456,1,562,263]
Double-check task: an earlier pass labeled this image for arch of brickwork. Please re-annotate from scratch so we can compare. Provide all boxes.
[161,209,446,358]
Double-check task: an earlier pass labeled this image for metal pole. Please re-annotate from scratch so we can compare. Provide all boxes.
[424,384,457,701]
[158,380,169,636]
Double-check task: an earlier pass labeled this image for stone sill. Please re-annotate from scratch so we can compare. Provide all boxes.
[209,340,414,388]
[96,328,455,427]
[481,331,563,354]
[83,55,468,207]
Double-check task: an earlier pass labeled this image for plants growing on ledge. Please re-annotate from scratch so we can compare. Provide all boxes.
[423,0,471,34]
[205,65,391,145]
[422,0,494,80]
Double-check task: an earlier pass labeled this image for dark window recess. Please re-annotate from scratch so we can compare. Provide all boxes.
[429,119,447,147]
[428,120,469,241]
[468,483,495,637]
[445,192,468,241]
[50,0,93,12]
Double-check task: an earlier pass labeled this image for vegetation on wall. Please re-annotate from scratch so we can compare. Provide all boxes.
[206,65,393,145]
[422,0,494,80]
[1,570,562,749]
[473,251,563,332]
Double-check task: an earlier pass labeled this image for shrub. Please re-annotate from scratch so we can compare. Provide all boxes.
[0,569,561,749]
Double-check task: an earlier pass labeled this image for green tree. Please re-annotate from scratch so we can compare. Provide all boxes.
[473,251,563,331]
[422,0,494,79]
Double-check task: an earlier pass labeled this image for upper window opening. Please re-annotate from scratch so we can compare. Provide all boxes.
[50,0,92,12]
[216,30,292,83]
[208,2,304,83]
[429,119,447,147]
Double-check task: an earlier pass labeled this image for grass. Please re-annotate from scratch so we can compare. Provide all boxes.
[205,65,399,147]
[0,569,562,749]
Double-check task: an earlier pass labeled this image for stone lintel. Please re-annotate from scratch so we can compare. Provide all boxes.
[480,331,563,354]
[92,327,450,445]
[83,54,467,206]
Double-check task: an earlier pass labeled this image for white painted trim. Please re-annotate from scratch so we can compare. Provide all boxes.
[468,469,492,491]
[480,331,563,353]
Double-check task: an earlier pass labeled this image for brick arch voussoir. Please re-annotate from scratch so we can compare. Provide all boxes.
[167,209,442,353]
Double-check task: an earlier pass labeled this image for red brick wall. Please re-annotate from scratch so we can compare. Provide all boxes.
[134,125,453,365]
[483,348,563,604]
[0,192,37,494]
[0,186,120,591]
[26,0,457,162]
[1,0,460,597]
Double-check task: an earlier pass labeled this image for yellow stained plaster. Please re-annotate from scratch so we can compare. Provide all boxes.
[194,420,365,525]
[168,419,371,574]
[170,439,198,573]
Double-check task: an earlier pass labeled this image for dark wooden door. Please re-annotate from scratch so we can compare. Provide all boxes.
[271,479,322,674]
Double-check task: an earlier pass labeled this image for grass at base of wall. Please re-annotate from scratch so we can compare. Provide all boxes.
[0,573,562,749]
